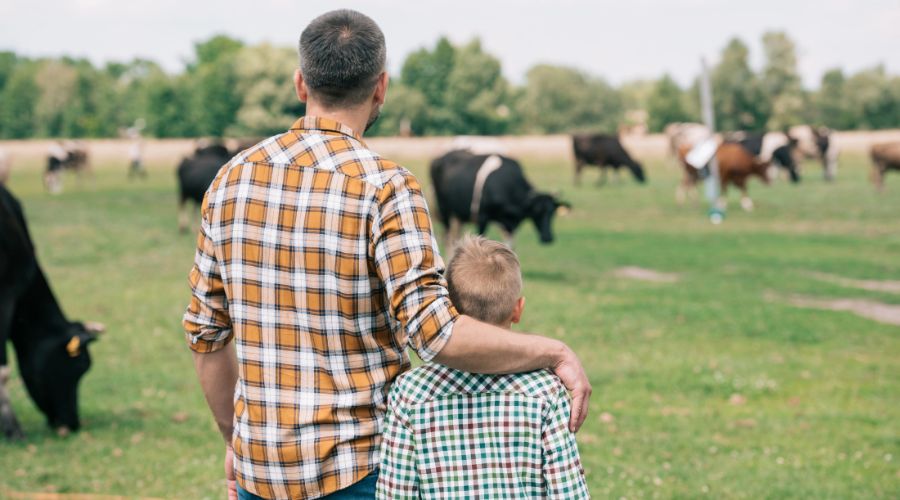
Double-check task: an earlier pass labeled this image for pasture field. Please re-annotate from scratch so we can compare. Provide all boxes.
[0,150,898,499]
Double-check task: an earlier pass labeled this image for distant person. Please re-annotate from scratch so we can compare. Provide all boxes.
[126,121,146,179]
[377,235,590,499]
[183,9,591,500]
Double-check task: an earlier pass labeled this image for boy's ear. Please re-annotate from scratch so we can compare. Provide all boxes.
[510,297,526,324]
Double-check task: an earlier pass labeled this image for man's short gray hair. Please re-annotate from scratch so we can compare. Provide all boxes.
[299,9,386,108]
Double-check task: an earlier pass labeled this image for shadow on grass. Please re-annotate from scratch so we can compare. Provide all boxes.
[522,269,568,282]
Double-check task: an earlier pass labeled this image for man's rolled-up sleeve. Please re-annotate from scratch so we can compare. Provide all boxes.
[371,171,458,361]
[183,207,233,353]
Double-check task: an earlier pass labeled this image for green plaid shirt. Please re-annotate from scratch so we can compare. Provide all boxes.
[377,363,589,499]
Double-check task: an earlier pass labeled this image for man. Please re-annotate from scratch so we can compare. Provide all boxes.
[184,9,591,500]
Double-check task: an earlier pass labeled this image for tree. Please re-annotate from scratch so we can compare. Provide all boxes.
[842,65,900,129]
[145,76,192,137]
[444,39,511,135]
[646,75,696,132]
[761,32,805,129]
[228,44,304,137]
[189,35,245,136]
[517,64,623,134]
[400,37,457,134]
[712,38,768,131]
[0,62,39,138]
[192,35,244,69]
[367,82,428,136]
[34,60,78,137]
[815,69,853,129]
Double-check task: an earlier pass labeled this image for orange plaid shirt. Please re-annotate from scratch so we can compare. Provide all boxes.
[183,117,458,499]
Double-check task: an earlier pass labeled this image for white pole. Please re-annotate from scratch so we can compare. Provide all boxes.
[699,57,723,224]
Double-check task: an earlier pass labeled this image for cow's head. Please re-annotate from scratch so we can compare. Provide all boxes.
[629,161,647,183]
[813,127,831,157]
[26,321,104,435]
[527,193,571,244]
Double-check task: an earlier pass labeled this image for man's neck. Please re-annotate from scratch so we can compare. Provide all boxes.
[305,102,369,137]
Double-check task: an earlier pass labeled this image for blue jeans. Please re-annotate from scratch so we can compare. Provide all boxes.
[237,469,378,500]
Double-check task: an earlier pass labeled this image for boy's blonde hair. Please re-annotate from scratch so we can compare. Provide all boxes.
[446,235,522,325]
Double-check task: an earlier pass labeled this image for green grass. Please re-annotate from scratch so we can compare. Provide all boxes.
[1,152,898,499]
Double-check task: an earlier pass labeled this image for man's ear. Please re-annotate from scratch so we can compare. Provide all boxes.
[294,69,308,103]
[510,297,526,324]
[373,71,389,106]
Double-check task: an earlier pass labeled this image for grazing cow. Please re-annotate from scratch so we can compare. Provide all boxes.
[176,143,233,233]
[430,150,570,248]
[788,125,838,181]
[572,134,646,186]
[732,132,800,183]
[0,184,103,439]
[677,142,771,211]
[870,142,900,191]
[44,142,91,194]
[665,122,711,158]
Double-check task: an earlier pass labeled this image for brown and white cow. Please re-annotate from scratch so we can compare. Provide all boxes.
[870,142,900,191]
[678,141,771,211]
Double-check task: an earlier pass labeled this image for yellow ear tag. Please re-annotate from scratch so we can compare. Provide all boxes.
[557,206,571,217]
[66,336,82,358]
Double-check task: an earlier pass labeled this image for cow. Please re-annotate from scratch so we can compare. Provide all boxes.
[176,143,233,233]
[572,134,646,186]
[732,132,800,183]
[44,141,92,194]
[665,122,711,158]
[0,184,103,440]
[788,125,838,181]
[44,141,91,194]
[430,150,570,249]
[677,141,771,211]
[870,142,900,191]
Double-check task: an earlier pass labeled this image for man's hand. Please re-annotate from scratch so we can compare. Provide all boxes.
[551,344,592,432]
[225,444,237,500]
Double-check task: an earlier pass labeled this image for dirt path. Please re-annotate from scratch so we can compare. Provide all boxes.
[612,266,680,283]
[771,292,900,326]
[806,271,900,294]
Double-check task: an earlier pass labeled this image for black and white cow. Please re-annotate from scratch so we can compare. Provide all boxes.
[176,143,233,233]
[430,150,570,248]
[572,134,646,186]
[733,132,800,183]
[0,184,103,439]
[789,125,838,181]
[44,142,91,194]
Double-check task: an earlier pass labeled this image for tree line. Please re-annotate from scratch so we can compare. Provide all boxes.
[0,32,897,140]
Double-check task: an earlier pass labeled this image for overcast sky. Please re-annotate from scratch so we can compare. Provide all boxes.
[2,0,898,88]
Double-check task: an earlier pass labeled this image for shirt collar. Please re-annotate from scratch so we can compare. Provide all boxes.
[290,116,366,144]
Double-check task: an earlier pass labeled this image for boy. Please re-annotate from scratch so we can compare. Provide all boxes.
[377,235,590,499]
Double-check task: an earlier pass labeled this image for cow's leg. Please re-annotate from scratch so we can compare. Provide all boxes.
[676,174,691,204]
[597,166,608,186]
[446,217,462,257]
[716,180,728,211]
[738,181,754,211]
[574,159,584,187]
[0,365,24,440]
[871,163,884,192]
